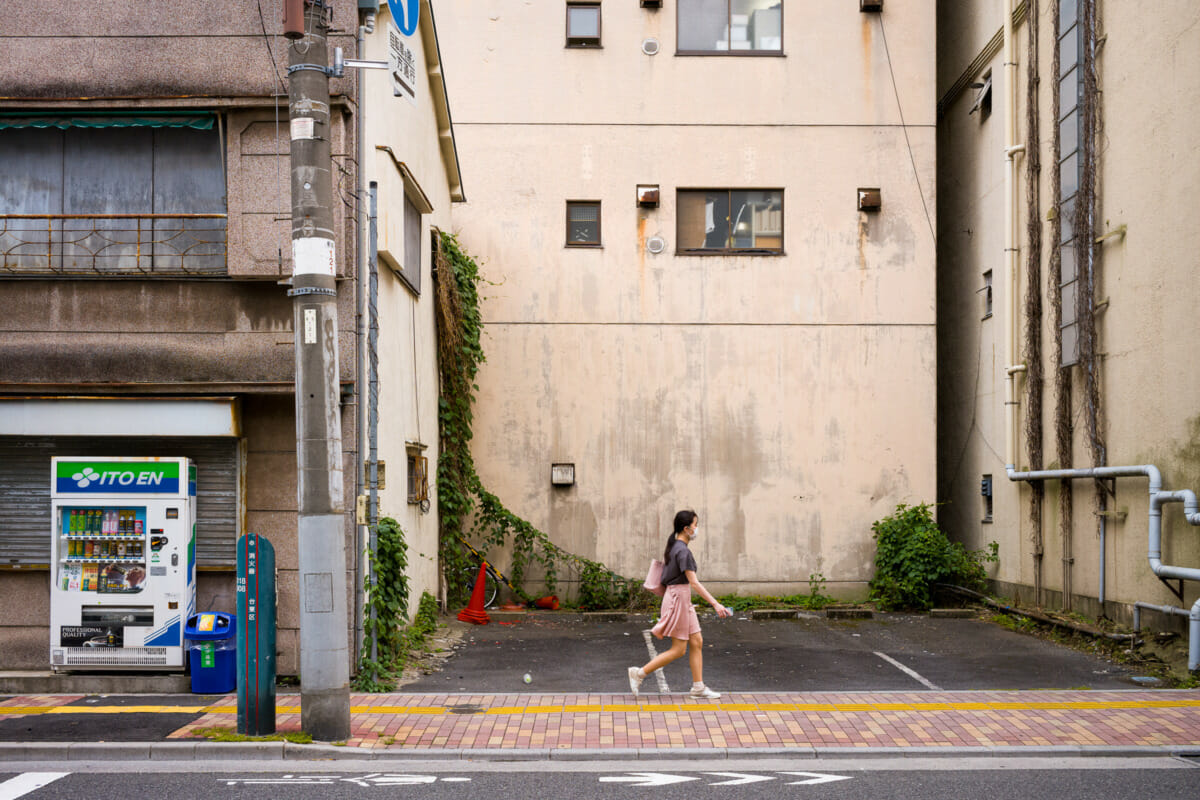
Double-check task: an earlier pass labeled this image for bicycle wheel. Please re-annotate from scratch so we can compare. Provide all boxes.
[463,566,499,608]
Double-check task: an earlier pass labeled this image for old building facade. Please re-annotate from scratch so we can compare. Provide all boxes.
[937,0,1200,650]
[0,0,458,674]
[438,0,937,598]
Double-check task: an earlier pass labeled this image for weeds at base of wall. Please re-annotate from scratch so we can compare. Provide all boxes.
[979,602,1197,687]
[717,574,838,612]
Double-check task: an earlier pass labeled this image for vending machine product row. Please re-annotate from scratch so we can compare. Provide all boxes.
[49,457,196,670]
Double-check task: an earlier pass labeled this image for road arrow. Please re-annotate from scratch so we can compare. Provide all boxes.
[704,772,776,786]
[780,772,852,786]
[599,773,699,787]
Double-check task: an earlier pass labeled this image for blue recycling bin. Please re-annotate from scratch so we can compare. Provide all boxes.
[185,612,237,694]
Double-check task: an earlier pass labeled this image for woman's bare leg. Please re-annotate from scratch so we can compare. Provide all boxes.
[642,637,688,674]
[687,632,704,684]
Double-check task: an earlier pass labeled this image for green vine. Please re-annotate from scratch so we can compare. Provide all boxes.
[434,231,637,608]
[354,516,409,691]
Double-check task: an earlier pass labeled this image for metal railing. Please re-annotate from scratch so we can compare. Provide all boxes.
[0,213,227,276]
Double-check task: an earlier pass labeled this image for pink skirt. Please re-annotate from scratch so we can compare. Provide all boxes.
[650,583,701,641]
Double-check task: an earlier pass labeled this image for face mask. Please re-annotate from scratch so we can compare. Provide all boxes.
[690,526,700,539]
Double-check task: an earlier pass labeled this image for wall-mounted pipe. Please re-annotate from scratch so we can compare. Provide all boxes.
[1002,0,1024,472]
[1006,463,1200,671]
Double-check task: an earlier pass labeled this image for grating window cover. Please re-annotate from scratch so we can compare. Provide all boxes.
[566,201,601,246]
[64,646,168,665]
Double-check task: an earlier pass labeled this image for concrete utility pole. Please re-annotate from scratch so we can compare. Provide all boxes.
[285,0,351,741]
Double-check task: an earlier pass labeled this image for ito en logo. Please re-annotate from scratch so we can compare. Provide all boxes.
[72,467,100,488]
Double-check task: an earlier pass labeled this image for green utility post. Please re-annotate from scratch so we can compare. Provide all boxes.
[237,532,277,736]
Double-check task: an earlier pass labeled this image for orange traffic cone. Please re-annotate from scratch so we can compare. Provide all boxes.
[457,562,491,625]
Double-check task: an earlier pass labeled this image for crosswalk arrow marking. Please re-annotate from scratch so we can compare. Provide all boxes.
[704,772,776,786]
[599,773,699,787]
[780,772,853,786]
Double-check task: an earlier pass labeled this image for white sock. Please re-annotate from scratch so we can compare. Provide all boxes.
[637,668,646,679]
[692,682,705,689]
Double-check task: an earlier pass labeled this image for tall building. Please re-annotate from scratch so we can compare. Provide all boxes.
[438,0,937,597]
[937,0,1200,644]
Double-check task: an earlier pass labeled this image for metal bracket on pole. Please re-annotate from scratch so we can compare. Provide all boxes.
[287,286,338,297]
[287,63,333,75]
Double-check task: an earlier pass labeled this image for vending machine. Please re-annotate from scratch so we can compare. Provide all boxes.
[49,457,197,671]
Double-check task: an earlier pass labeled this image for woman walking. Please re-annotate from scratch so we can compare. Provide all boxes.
[628,509,732,699]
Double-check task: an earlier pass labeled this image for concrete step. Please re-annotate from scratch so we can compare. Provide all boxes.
[0,670,191,695]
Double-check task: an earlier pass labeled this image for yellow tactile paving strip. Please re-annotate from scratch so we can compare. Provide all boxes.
[4,691,1199,750]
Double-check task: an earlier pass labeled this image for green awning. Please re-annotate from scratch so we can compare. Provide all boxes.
[0,112,215,131]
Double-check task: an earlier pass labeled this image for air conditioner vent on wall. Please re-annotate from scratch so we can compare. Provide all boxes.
[642,38,660,56]
[646,236,666,254]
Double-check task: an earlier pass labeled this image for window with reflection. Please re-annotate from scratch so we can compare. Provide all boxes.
[677,189,783,253]
[678,0,783,54]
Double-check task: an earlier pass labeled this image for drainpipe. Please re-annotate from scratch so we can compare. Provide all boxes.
[1002,0,1026,474]
[1006,464,1200,671]
[353,9,370,671]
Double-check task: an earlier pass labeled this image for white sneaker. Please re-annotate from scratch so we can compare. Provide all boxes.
[628,667,644,697]
[689,684,721,699]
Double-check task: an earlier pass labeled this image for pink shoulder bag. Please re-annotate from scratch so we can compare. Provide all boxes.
[643,558,665,597]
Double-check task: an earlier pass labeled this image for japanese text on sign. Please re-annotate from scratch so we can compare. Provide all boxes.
[388,23,417,102]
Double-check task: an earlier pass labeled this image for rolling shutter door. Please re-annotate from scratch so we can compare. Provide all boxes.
[0,436,239,567]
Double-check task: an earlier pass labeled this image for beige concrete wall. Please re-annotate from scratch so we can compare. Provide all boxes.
[357,3,461,616]
[439,0,937,598]
[937,1,1200,623]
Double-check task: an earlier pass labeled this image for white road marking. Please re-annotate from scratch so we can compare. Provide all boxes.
[780,772,853,786]
[641,629,670,693]
[874,650,942,690]
[703,772,775,786]
[222,774,467,787]
[0,773,69,800]
[600,772,698,787]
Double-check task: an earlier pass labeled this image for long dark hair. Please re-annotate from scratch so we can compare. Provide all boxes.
[663,509,697,562]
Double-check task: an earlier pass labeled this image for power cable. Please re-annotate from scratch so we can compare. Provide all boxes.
[877,15,937,247]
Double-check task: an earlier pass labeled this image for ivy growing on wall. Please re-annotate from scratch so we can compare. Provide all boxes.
[354,516,409,691]
[434,231,637,608]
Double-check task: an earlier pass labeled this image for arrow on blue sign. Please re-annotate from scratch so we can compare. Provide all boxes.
[386,0,419,36]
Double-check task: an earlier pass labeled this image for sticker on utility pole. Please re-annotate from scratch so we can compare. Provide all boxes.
[388,21,417,103]
[386,0,419,36]
[290,116,315,141]
[292,237,335,276]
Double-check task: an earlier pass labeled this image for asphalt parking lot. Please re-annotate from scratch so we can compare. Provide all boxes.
[404,611,1143,695]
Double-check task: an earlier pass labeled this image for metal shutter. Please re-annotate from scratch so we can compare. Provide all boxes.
[0,436,239,568]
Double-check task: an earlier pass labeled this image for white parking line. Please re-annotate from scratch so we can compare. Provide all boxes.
[641,629,670,693]
[0,773,69,800]
[874,651,942,690]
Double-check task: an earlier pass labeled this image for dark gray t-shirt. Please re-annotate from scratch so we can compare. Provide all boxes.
[660,539,698,586]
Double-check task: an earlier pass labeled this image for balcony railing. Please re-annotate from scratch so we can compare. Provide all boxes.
[1,214,227,276]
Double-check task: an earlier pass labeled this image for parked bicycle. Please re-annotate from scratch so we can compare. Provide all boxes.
[458,537,522,609]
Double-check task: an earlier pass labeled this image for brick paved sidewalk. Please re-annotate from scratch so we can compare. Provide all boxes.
[5,690,1199,753]
[164,690,1200,751]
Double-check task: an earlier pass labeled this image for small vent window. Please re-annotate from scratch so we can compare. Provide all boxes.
[566,201,601,247]
[566,3,601,48]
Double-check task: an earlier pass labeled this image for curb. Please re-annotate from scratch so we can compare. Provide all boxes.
[1,742,1193,762]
